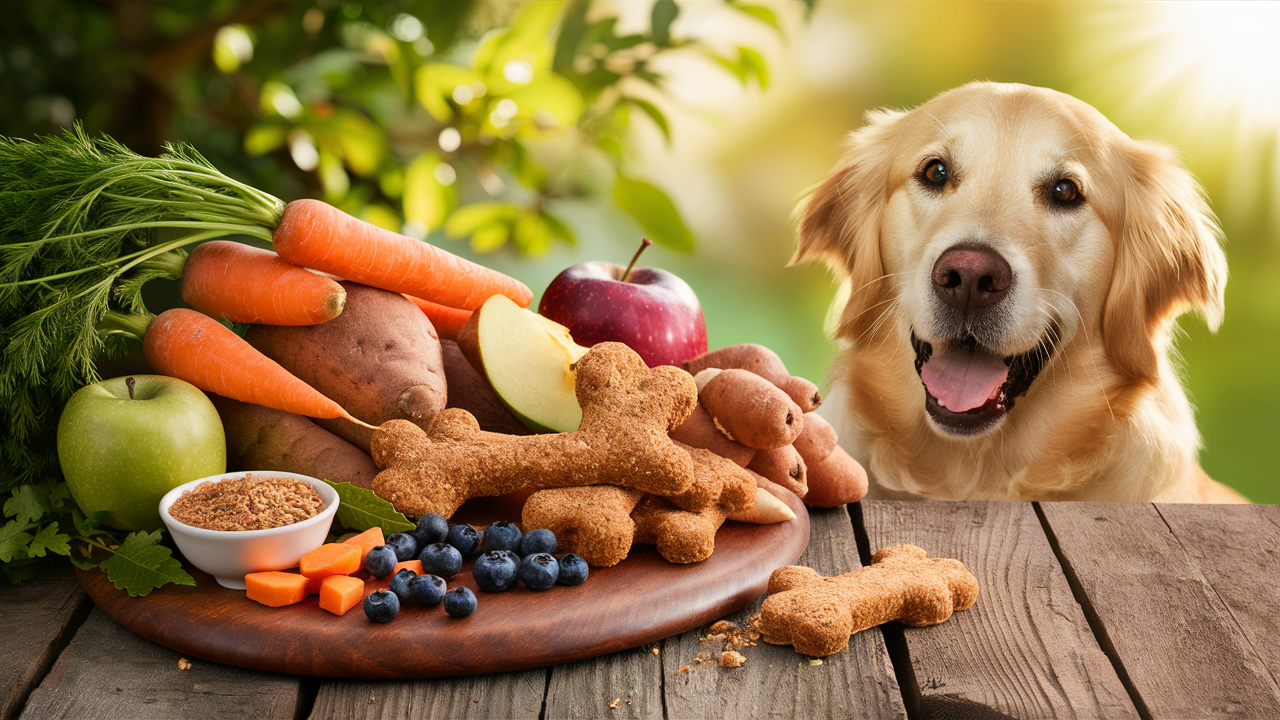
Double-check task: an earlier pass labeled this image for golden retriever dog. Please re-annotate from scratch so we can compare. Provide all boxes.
[796,82,1245,503]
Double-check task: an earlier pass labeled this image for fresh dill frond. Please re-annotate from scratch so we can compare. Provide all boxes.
[0,125,286,490]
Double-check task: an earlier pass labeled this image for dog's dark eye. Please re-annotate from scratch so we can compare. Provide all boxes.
[923,160,949,187]
[1052,178,1081,204]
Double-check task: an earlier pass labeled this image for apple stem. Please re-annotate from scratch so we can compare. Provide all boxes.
[621,237,653,282]
[125,377,136,400]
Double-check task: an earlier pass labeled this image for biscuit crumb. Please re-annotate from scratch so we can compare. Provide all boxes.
[609,698,621,710]
[709,620,736,633]
[677,665,689,674]
[651,647,659,656]
[625,700,632,705]
[177,658,192,671]
[808,658,824,666]
[719,651,746,668]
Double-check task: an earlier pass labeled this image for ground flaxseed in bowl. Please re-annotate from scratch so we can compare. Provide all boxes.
[167,474,326,531]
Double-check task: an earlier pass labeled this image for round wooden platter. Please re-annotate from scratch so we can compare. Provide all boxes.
[77,492,810,679]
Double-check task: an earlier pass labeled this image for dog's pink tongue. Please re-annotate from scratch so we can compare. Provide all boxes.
[920,346,1009,412]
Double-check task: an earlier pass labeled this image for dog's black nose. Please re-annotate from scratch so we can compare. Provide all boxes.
[931,246,1012,311]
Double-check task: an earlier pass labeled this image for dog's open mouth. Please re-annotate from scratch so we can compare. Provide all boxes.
[911,329,1055,435]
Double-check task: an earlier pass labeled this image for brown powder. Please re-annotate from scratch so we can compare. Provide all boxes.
[169,474,325,531]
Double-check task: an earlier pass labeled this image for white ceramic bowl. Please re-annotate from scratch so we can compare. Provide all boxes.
[159,471,338,590]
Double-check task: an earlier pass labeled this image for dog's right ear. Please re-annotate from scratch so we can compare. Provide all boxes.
[792,108,905,344]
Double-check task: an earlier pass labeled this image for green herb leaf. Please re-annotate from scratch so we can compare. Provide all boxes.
[0,520,34,563]
[98,530,195,597]
[321,479,415,535]
[4,485,50,524]
[28,522,71,558]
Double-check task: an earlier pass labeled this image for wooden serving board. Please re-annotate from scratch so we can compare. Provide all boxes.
[77,492,810,679]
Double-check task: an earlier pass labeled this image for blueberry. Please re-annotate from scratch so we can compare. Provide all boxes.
[443,587,477,618]
[420,542,463,578]
[446,523,482,560]
[413,513,449,547]
[389,568,417,601]
[473,550,519,592]
[519,552,559,591]
[556,553,589,586]
[518,528,558,557]
[363,589,399,623]
[364,545,397,578]
[410,574,446,606]
[479,520,522,553]
[385,532,418,561]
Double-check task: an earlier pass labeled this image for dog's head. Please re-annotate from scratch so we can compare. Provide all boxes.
[796,82,1226,438]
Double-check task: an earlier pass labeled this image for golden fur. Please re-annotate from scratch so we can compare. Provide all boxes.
[796,82,1244,503]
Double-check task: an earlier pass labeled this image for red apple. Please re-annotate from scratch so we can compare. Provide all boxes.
[538,238,708,367]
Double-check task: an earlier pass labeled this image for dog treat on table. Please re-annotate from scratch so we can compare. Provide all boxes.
[792,412,868,507]
[371,342,707,518]
[698,368,804,450]
[747,444,808,498]
[753,544,978,657]
[681,344,822,412]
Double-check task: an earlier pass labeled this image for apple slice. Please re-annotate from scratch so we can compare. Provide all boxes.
[459,294,589,433]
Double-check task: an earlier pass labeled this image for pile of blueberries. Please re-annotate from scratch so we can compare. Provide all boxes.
[362,513,589,623]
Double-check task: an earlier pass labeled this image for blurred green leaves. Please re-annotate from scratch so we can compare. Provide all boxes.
[614,176,693,252]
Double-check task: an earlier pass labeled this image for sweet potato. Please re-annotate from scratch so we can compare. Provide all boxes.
[669,403,756,467]
[319,575,366,616]
[682,344,822,412]
[342,527,385,565]
[441,339,531,435]
[300,543,362,578]
[245,571,311,607]
[792,412,868,507]
[245,282,447,450]
[698,369,804,449]
[747,444,807,498]
[212,395,377,489]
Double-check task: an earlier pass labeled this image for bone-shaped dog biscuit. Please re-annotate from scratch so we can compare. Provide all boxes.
[371,342,699,518]
[753,544,978,657]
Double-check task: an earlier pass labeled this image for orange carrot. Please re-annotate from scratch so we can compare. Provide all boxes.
[299,542,362,578]
[143,309,372,428]
[272,199,532,311]
[182,240,346,326]
[393,559,423,576]
[342,527,385,566]
[319,575,366,616]
[404,294,471,340]
[245,571,311,607]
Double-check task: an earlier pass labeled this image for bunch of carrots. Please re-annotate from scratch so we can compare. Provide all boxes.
[142,199,529,429]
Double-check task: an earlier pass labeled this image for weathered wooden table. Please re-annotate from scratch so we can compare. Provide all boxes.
[4,501,1278,719]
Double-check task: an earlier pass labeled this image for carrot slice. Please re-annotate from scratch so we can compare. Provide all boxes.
[393,559,423,576]
[245,571,311,607]
[182,240,347,326]
[272,198,531,311]
[143,308,371,428]
[319,575,367,616]
[342,527,385,566]
[299,542,362,578]
[404,294,471,340]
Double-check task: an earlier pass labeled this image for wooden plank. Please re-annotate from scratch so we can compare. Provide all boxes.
[0,568,91,720]
[1155,503,1280,682]
[307,669,547,720]
[1040,502,1280,719]
[864,500,1138,719]
[19,607,304,720]
[660,505,906,720]
[542,645,663,719]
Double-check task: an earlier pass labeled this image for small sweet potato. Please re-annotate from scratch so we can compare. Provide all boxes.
[792,412,868,507]
[246,282,447,450]
[441,339,531,435]
[699,368,804,450]
[669,402,756,468]
[213,395,377,489]
[747,444,807,498]
[682,344,822,412]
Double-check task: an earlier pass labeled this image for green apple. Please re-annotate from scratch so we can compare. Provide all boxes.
[458,294,589,433]
[57,375,226,532]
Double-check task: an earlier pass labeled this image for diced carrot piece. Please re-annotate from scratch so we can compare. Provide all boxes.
[300,543,362,578]
[319,575,367,616]
[245,571,310,607]
[342,527,385,566]
[393,559,423,576]
[304,575,325,596]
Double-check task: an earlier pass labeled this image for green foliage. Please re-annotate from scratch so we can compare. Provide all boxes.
[321,479,415,535]
[98,530,196,597]
[613,175,694,252]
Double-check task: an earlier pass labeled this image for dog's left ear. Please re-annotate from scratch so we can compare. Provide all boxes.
[792,108,905,345]
[1103,139,1227,383]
